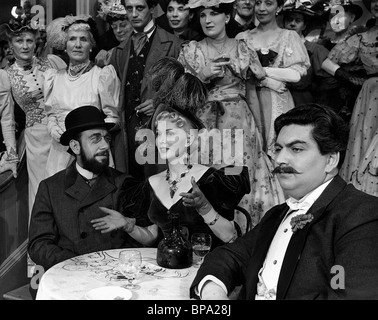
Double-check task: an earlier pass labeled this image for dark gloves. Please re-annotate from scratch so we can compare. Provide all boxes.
[334,67,367,86]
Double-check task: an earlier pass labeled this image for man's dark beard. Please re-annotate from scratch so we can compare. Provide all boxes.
[81,150,109,175]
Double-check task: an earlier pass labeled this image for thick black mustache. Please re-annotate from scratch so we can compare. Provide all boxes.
[272,166,299,174]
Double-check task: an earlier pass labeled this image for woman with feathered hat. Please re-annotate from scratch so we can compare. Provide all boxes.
[43,14,121,178]
[0,10,66,219]
[95,0,133,66]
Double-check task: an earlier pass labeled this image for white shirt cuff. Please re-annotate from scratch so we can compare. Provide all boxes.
[195,275,228,299]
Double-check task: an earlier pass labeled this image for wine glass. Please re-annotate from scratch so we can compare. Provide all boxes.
[191,233,212,267]
[118,250,142,290]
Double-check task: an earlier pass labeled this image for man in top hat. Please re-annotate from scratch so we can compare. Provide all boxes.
[109,0,182,180]
[28,106,150,275]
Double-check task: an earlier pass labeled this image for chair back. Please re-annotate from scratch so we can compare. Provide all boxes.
[234,205,252,235]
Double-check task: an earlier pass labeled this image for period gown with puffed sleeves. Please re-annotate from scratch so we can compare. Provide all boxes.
[330,30,378,196]
[178,39,285,226]
[236,29,310,156]
[43,63,121,177]
[6,54,66,219]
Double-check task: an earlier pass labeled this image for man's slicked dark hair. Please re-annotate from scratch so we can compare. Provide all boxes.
[274,104,349,169]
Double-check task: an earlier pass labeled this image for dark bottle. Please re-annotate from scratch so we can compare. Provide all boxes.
[156,212,193,269]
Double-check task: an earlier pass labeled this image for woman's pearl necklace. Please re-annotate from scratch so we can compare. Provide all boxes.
[67,61,91,81]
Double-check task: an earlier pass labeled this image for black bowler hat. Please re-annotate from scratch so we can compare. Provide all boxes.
[60,106,115,146]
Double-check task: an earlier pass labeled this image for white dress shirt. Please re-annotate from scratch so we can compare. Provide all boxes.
[197,179,333,299]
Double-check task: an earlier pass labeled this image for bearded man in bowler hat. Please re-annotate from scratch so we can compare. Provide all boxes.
[28,106,150,275]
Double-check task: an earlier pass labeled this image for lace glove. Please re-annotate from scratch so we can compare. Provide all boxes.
[259,77,287,93]
[0,151,18,178]
[334,67,366,86]
[50,125,64,142]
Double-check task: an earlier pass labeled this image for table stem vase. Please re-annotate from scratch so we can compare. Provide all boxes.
[157,211,193,269]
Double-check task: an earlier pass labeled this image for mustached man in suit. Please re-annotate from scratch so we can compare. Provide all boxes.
[28,106,149,273]
[191,103,378,300]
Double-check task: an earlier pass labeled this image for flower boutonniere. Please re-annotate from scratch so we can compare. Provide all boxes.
[290,213,314,233]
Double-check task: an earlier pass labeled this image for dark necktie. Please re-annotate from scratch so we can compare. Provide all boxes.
[132,25,156,56]
[82,175,97,187]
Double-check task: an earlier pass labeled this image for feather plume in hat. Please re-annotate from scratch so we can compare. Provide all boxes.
[46,14,96,50]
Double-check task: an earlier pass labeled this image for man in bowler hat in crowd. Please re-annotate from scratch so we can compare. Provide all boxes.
[28,106,150,282]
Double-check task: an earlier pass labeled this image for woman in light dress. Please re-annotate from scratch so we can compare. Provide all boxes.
[0,16,66,218]
[323,0,378,196]
[177,0,285,226]
[236,0,310,156]
[44,15,121,177]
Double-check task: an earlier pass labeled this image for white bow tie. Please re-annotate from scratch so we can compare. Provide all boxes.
[286,197,312,212]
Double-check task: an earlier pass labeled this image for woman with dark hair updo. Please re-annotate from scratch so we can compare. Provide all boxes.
[177,0,285,226]
[91,71,251,249]
[0,13,66,219]
[43,15,121,178]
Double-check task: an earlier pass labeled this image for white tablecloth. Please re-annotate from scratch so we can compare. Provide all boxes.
[36,248,200,300]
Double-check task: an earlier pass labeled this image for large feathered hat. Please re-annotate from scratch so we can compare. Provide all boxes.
[316,0,363,21]
[281,0,320,16]
[97,0,127,20]
[0,3,43,40]
[185,0,234,9]
[46,14,98,50]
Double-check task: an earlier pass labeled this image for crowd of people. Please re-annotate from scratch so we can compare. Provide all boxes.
[0,0,377,300]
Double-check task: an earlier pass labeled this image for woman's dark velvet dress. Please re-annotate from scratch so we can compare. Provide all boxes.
[119,166,251,248]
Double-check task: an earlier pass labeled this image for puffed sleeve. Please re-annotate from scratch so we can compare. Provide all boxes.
[46,53,67,70]
[199,166,251,221]
[118,179,153,228]
[0,69,16,155]
[98,64,121,127]
[43,68,61,134]
[238,39,265,80]
[178,41,208,82]
[281,30,310,77]
[328,34,361,65]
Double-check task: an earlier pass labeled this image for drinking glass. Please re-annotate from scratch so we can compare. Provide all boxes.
[191,233,212,267]
[118,250,142,290]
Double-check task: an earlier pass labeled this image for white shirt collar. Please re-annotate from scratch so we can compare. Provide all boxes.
[285,178,333,213]
[76,162,96,180]
[133,19,155,38]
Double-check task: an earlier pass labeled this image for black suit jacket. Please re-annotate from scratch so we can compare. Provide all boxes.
[28,162,147,271]
[109,26,182,174]
[191,176,378,299]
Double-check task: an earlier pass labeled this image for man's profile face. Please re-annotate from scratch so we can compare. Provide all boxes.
[77,128,111,174]
[273,124,333,200]
[125,0,153,32]
[234,0,255,20]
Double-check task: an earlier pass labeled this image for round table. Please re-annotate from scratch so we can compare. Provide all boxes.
[36,248,200,300]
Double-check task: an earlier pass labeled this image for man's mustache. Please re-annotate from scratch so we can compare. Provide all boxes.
[272,166,299,174]
[96,151,109,157]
